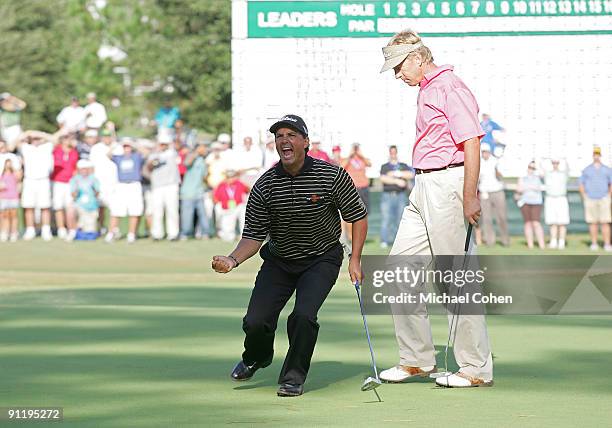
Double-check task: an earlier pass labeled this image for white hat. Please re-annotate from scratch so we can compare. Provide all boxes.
[158,133,173,144]
[77,159,93,169]
[121,137,136,147]
[481,143,492,152]
[86,92,96,99]
[84,129,98,138]
[217,133,231,144]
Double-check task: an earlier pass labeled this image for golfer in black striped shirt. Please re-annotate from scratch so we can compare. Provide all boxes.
[212,115,368,397]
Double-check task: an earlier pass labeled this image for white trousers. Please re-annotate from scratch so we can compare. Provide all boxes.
[151,184,179,239]
[389,166,493,381]
[215,204,245,242]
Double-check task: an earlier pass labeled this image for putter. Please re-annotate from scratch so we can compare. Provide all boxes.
[429,223,473,380]
[354,280,383,402]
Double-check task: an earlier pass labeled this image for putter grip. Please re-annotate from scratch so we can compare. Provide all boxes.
[464,224,473,253]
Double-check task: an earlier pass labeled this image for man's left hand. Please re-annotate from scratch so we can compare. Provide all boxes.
[464,195,481,225]
[348,255,362,284]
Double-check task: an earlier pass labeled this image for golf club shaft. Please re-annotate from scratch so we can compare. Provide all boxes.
[355,282,379,379]
[445,223,475,373]
[373,387,382,402]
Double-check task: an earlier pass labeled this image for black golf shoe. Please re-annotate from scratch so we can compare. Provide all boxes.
[230,361,260,381]
[277,383,304,397]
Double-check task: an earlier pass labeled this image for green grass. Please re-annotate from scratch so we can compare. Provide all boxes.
[0,238,611,427]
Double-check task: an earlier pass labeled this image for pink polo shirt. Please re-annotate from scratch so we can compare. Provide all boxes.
[412,65,484,169]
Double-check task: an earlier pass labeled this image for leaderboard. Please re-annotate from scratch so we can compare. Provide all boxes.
[247,0,612,37]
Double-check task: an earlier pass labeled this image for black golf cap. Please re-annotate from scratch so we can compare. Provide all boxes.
[269,114,308,137]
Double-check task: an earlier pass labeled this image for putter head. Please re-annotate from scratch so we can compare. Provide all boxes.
[429,371,452,379]
[361,376,382,391]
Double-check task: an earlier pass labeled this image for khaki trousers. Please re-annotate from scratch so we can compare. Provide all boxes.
[481,190,509,246]
[389,166,493,381]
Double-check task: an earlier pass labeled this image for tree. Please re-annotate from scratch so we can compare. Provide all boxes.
[0,0,231,135]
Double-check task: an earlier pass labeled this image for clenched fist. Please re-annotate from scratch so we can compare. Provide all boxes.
[212,255,236,273]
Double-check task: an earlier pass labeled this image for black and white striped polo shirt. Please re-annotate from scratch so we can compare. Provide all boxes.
[242,156,368,259]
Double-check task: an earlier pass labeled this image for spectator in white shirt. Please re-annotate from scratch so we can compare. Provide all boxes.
[236,136,263,188]
[83,92,108,130]
[542,158,570,249]
[262,137,279,170]
[478,143,509,246]
[90,128,119,233]
[146,135,180,240]
[56,97,86,133]
[16,130,56,240]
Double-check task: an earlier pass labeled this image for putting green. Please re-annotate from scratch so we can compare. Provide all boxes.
[0,238,611,427]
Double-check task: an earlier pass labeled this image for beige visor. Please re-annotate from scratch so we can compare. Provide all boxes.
[380,42,423,73]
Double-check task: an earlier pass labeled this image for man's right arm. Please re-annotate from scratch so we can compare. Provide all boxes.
[212,238,264,273]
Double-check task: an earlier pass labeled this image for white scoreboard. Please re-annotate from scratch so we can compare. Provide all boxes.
[231,0,612,176]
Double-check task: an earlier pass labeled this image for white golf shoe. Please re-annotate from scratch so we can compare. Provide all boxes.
[435,372,493,388]
[379,365,436,383]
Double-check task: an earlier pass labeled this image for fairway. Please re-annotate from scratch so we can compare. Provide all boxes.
[1,239,611,427]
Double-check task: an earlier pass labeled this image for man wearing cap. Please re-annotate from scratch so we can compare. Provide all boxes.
[107,138,144,243]
[212,115,368,397]
[479,143,509,247]
[379,29,493,387]
[330,145,343,166]
[90,129,119,233]
[146,135,180,241]
[579,147,612,251]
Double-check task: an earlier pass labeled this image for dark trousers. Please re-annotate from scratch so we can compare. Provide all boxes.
[241,243,343,385]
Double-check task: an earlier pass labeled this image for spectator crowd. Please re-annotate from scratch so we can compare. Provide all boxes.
[1,97,611,250]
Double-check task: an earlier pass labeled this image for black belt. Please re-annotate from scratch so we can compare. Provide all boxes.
[415,162,464,175]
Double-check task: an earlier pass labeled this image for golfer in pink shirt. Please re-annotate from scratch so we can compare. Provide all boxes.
[378,30,493,388]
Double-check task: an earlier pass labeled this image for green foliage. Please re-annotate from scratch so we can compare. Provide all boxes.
[0,0,231,135]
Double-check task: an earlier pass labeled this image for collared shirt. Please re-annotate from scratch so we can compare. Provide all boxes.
[413,65,484,169]
[243,156,367,259]
[580,163,612,199]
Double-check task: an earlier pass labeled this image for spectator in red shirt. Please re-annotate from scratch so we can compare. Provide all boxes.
[308,136,331,163]
[331,145,343,166]
[51,133,79,240]
[213,169,249,241]
[174,138,189,179]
